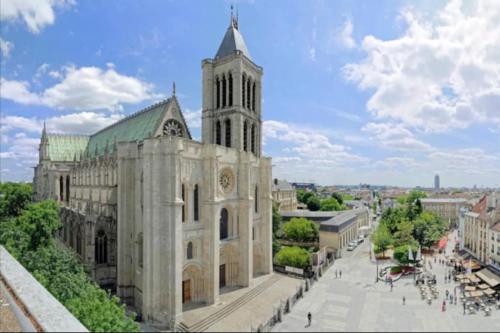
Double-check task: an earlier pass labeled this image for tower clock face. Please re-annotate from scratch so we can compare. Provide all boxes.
[163,119,183,137]
[219,168,234,193]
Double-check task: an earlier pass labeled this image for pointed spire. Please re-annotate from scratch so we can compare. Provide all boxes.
[172,81,176,96]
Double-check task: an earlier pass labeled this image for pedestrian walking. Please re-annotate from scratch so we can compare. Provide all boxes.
[307,312,312,327]
[463,302,466,315]
[442,300,446,312]
[335,270,338,279]
[402,296,406,305]
[339,270,342,278]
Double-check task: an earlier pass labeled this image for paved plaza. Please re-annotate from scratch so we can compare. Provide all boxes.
[273,233,500,332]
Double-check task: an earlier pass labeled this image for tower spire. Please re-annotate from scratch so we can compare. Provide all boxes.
[172,81,176,96]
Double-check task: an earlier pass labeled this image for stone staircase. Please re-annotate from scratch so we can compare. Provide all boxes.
[176,275,281,332]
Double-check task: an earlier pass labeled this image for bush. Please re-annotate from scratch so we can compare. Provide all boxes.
[393,244,418,265]
[0,182,32,219]
[282,218,318,242]
[320,198,342,211]
[306,196,321,211]
[275,246,310,269]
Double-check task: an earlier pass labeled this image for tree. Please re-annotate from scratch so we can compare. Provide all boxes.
[413,211,446,248]
[330,192,344,205]
[306,196,321,211]
[275,246,310,269]
[296,189,305,203]
[380,207,407,234]
[372,224,392,257]
[0,182,32,219]
[320,198,342,211]
[393,244,418,265]
[393,219,415,247]
[302,191,315,205]
[283,217,319,242]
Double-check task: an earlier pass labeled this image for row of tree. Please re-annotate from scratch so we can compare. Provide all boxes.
[372,190,447,264]
[0,182,139,332]
[296,189,347,212]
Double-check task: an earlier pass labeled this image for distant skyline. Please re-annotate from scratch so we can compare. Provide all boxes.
[1,0,499,187]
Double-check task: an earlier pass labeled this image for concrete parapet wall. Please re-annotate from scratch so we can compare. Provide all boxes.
[0,246,88,332]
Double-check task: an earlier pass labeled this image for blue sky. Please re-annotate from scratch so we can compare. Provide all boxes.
[1,0,499,187]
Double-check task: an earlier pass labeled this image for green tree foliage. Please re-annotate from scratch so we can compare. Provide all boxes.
[297,189,315,204]
[380,207,407,234]
[272,203,282,236]
[330,192,344,205]
[393,219,414,247]
[393,244,418,265]
[372,224,392,256]
[412,211,446,248]
[320,197,343,211]
[275,246,310,269]
[283,218,319,242]
[306,196,321,211]
[0,182,32,219]
[0,197,140,332]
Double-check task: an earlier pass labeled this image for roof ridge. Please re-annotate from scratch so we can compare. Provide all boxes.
[47,132,90,138]
[90,97,171,138]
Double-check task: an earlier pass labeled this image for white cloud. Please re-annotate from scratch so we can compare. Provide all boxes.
[1,64,162,111]
[1,112,123,135]
[263,120,366,164]
[309,47,316,62]
[0,38,14,58]
[183,109,201,129]
[0,0,74,34]
[336,18,356,49]
[344,0,500,132]
[362,122,434,151]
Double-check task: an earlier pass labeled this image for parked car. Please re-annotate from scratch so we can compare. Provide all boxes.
[347,244,356,251]
[357,237,364,244]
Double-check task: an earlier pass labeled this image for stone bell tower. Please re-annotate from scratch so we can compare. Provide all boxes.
[201,10,263,157]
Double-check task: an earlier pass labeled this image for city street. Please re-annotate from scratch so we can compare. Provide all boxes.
[273,233,500,332]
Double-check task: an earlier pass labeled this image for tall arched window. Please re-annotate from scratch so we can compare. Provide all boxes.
[228,73,233,106]
[138,233,143,268]
[66,175,70,203]
[247,78,251,109]
[216,77,220,109]
[251,124,256,154]
[255,186,259,213]
[182,184,185,223]
[187,241,193,260]
[216,121,221,145]
[242,74,246,108]
[224,119,231,148]
[59,176,64,201]
[194,185,199,222]
[252,82,256,111]
[95,230,107,264]
[222,74,227,108]
[243,121,248,151]
[220,208,228,240]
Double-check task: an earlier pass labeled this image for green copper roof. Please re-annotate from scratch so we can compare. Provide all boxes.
[86,98,172,157]
[47,134,89,161]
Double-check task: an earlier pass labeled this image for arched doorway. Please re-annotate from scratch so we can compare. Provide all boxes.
[182,264,203,306]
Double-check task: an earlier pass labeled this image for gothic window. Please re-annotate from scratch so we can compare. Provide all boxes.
[255,186,259,213]
[225,118,231,148]
[216,77,220,109]
[222,74,227,108]
[95,230,108,264]
[242,74,246,108]
[163,119,183,137]
[182,184,186,223]
[247,78,251,109]
[194,185,199,222]
[243,121,248,151]
[220,208,229,240]
[76,227,82,256]
[251,124,256,154]
[228,73,233,106]
[59,176,64,201]
[187,241,193,260]
[138,233,143,268]
[66,175,70,203]
[216,121,221,145]
[252,82,256,111]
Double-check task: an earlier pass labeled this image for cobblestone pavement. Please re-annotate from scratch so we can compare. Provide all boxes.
[273,232,500,332]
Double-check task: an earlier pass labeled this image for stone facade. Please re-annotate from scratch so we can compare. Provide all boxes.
[33,17,272,329]
[272,179,298,212]
[420,198,469,227]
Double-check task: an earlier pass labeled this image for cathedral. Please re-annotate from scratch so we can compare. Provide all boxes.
[33,15,273,329]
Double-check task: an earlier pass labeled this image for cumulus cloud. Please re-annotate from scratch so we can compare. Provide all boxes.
[336,18,356,49]
[0,38,14,58]
[1,64,162,111]
[183,109,201,129]
[263,120,366,164]
[344,0,500,131]
[1,112,123,135]
[362,122,434,151]
[0,0,74,34]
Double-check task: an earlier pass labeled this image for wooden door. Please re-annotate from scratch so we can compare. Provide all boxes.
[219,264,226,288]
[182,280,191,304]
